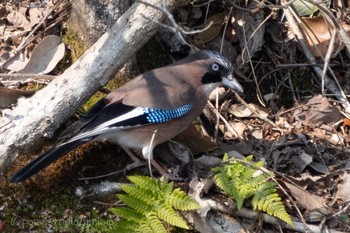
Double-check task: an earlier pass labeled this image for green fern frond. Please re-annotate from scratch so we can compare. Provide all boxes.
[256,194,293,225]
[168,188,200,211]
[223,153,230,161]
[127,175,162,193]
[158,204,189,229]
[141,212,167,233]
[119,184,158,205]
[111,220,139,233]
[213,155,294,226]
[213,172,233,195]
[116,194,150,214]
[104,176,199,232]
[109,207,143,222]
[252,182,277,207]
[234,192,245,210]
[269,202,294,225]
[161,179,174,198]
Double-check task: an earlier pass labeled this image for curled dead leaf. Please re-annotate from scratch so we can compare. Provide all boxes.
[283,181,326,211]
[18,35,65,74]
[227,103,268,118]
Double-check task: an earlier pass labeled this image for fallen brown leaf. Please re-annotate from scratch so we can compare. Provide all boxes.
[283,181,325,210]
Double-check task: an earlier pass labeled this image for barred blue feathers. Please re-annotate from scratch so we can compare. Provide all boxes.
[145,105,192,123]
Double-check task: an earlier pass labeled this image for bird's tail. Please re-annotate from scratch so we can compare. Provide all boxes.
[10,140,86,183]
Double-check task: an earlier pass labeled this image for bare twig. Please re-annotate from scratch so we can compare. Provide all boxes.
[220,7,233,54]
[137,0,213,47]
[322,28,337,94]
[234,92,278,128]
[207,100,240,139]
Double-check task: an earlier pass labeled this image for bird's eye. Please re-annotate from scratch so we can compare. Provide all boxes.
[211,63,220,71]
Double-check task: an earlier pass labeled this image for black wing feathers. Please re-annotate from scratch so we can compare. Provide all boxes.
[59,98,108,140]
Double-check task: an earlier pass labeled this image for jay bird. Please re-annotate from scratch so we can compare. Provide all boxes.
[10,50,243,183]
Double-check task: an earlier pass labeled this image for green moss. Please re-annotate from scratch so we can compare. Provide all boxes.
[62,26,89,63]
[1,182,117,232]
[82,74,132,111]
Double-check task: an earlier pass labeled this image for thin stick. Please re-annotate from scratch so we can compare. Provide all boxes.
[148,129,158,177]
[234,92,278,128]
[137,0,213,47]
[207,100,240,138]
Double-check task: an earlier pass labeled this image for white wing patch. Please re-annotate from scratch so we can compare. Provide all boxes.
[63,107,145,144]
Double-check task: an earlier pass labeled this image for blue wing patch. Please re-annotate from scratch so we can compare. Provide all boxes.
[144,104,192,123]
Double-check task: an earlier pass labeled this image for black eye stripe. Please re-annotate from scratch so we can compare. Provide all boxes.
[201,72,222,85]
[212,62,225,72]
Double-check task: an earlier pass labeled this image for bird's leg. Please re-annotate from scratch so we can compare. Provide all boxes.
[121,146,146,171]
[120,130,183,181]
[122,145,169,177]
[150,159,184,181]
[150,159,169,177]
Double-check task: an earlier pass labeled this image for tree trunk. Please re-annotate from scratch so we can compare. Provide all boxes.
[0,0,189,174]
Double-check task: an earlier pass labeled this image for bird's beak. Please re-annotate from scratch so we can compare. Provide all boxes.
[222,74,243,93]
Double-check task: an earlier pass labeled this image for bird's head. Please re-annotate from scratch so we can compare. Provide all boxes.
[188,50,243,96]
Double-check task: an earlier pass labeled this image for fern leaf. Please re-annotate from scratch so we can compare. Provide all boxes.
[240,167,255,183]
[116,194,150,214]
[245,155,254,161]
[256,182,277,192]
[223,153,229,161]
[266,199,294,226]
[255,193,294,225]
[120,184,159,205]
[254,160,265,168]
[127,176,162,192]
[213,155,294,226]
[112,220,139,233]
[168,188,200,210]
[111,176,199,231]
[261,193,281,212]
[109,207,143,222]
[214,172,234,197]
[224,160,245,179]
[158,204,189,229]
[140,212,167,233]
[160,179,174,198]
[235,193,245,210]
[238,183,256,199]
